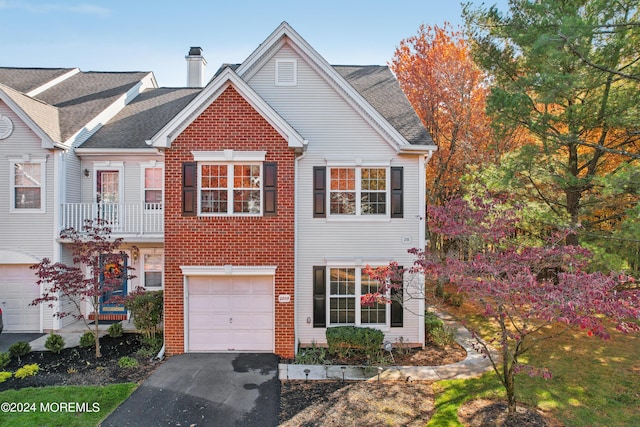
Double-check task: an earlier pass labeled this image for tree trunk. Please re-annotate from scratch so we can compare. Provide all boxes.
[504,355,517,414]
[94,319,101,358]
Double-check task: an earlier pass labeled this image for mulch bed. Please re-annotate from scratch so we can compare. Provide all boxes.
[0,334,161,392]
[458,399,561,427]
[280,380,435,426]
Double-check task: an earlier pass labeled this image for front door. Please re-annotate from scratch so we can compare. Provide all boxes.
[100,253,127,314]
[96,170,120,227]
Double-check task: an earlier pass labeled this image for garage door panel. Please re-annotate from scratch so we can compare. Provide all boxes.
[187,275,274,352]
[233,331,273,351]
[0,266,40,332]
[232,313,271,329]
[189,331,232,352]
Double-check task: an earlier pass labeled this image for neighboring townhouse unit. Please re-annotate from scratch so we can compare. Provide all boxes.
[0,22,435,359]
[0,68,157,331]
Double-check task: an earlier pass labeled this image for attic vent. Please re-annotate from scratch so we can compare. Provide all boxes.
[276,59,297,86]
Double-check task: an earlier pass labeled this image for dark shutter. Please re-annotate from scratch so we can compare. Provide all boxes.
[313,266,326,327]
[313,166,326,218]
[390,167,403,218]
[263,162,277,216]
[182,162,197,216]
[390,266,403,327]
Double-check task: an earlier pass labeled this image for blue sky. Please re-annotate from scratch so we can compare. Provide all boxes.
[1,0,508,87]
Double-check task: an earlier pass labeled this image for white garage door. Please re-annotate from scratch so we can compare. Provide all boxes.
[0,265,41,332]
[188,275,274,352]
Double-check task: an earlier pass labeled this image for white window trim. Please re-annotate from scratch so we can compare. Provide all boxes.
[192,150,266,162]
[9,156,47,213]
[327,265,390,329]
[275,59,297,86]
[93,161,124,204]
[140,161,164,210]
[197,161,263,217]
[327,166,390,219]
[140,248,164,289]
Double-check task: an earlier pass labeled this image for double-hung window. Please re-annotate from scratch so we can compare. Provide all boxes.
[328,267,388,326]
[142,251,163,288]
[199,163,261,215]
[142,165,163,210]
[10,159,46,212]
[329,167,388,216]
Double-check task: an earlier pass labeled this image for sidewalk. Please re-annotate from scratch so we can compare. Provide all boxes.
[279,310,496,381]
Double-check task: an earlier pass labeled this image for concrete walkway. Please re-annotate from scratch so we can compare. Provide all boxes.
[279,310,497,382]
[28,319,136,351]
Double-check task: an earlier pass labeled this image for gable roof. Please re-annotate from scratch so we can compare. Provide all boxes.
[0,82,61,143]
[0,67,154,145]
[236,22,436,152]
[150,67,306,149]
[0,67,77,94]
[80,87,200,149]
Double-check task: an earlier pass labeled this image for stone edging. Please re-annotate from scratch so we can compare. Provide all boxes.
[279,309,497,381]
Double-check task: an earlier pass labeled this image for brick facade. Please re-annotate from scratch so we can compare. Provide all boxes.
[164,86,296,357]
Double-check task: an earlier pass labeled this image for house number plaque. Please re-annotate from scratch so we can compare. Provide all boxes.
[278,294,291,303]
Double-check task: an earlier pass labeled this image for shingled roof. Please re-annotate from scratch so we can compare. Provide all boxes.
[80,87,201,149]
[0,67,75,94]
[0,82,61,141]
[334,65,432,146]
[0,67,151,143]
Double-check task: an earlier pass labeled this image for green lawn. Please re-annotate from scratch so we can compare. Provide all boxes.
[0,383,136,427]
[429,312,640,426]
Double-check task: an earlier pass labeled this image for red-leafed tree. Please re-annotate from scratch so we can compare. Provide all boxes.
[31,220,135,358]
[365,196,640,414]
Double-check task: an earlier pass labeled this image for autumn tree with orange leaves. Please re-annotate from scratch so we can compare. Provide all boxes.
[391,24,519,209]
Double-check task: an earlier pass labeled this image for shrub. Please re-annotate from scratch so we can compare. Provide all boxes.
[429,326,456,348]
[15,363,39,379]
[0,372,12,383]
[326,326,384,359]
[424,311,444,333]
[0,352,10,369]
[125,290,163,339]
[80,331,96,348]
[117,356,139,368]
[45,332,65,354]
[9,342,31,361]
[107,322,124,338]
[137,335,163,359]
[295,341,328,365]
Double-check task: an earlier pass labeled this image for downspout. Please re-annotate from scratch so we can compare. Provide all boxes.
[418,150,435,348]
[293,139,309,357]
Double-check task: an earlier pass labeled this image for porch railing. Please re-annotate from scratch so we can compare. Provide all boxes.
[61,203,163,235]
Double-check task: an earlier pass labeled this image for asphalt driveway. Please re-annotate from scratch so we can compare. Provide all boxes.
[0,333,44,352]
[102,353,280,427]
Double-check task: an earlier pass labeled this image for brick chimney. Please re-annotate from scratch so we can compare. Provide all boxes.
[186,47,207,87]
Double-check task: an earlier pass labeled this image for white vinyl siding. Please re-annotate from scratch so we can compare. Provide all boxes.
[0,104,55,260]
[246,46,424,346]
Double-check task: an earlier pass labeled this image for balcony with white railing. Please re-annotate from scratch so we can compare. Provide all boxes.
[60,203,164,238]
